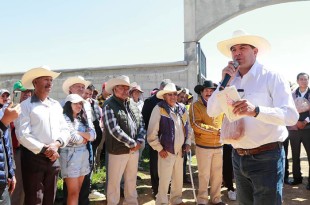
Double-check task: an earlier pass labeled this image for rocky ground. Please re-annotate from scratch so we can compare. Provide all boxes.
[88,144,309,205]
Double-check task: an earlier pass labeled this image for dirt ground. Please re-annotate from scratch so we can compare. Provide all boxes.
[92,144,309,205]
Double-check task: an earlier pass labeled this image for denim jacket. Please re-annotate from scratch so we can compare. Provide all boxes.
[0,122,14,188]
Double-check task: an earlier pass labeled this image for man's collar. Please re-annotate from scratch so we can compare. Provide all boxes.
[248,60,259,78]
[236,60,259,78]
[112,95,129,103]
[30,94,52,103]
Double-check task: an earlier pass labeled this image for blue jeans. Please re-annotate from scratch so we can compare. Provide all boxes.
[232,146,284,205]
[0,186,10,205]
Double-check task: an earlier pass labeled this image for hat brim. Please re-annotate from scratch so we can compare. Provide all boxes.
[62,77,91,94]
[0,90,10,96]
[130,88,144,93]
[217,35,271,58]
[21,67,60,89]
[68,99,86,104]
[156,90,176,100]
[105,79,131,94]
[194,85,216,94]
[64,94,87,104]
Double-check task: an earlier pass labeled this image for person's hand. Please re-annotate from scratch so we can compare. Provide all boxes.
[159,149,168,158]
[82,138,88,144]
[8,176,16,194]
[221,61,240,86]
[296,121,306,130]
[130,142,142,152]
[183,144,191,153]
[48,152,60,162]
[232,99,256,117]
[44,141,61,161]
[1,103,21,126]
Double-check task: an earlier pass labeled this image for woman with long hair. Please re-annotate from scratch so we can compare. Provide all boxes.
[60,94,95,205]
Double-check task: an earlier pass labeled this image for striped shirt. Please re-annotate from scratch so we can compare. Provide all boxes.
[63,114,96,147]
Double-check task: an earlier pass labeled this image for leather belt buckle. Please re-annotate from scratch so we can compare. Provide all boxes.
[236,149,246,156]
[238,151,244,156]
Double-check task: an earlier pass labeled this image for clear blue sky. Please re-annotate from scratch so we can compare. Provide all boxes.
[1,0,309,83]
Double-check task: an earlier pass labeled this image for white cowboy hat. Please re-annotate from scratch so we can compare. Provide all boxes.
[105,75,131,94]
[62,76,91,94]
[156,83,177,100]
[130,82,144,93]
[217,29,271,58]
[21,66,61,89]
[65,94,86,104]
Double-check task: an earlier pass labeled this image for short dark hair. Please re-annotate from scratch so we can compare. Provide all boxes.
[87,84,95,91]
[297,72,309,80]
[176,85,185,95]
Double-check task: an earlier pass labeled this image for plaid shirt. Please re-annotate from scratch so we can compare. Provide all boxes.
[90,98,102,121]
[103,100,146,148]
[97,94,106,108]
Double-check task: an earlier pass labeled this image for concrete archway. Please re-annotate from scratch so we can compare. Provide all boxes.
[183,0,310,91]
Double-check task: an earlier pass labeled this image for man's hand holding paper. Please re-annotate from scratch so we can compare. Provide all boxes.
[232,99,257,117]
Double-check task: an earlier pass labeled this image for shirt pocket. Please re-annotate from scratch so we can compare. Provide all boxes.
[245,91,272,106]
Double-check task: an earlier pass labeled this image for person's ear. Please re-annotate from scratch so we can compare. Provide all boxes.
[253,47,258,56]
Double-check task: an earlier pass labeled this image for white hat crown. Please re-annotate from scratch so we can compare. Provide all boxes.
[156,83,177,99]
[65,94,85,103]
[105,75,131,94]
[21,66,61,89]
[62,76,91,94]
[217,29,271,58]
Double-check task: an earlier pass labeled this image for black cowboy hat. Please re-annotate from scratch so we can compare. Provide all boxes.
[194,80,217,94]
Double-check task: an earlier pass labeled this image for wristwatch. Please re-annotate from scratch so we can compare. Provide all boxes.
[254,106,260,117]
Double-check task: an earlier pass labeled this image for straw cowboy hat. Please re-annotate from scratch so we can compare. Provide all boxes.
[21,66,60,89]
[130,83,144,94]
[194,80,217,94]
[62,76,91,94]
[217,29,271,58]
[65,94,86,104]
[105,75,131,94]
[156,83,177,100]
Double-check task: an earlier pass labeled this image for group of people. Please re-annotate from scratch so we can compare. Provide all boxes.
[0,29,309,205]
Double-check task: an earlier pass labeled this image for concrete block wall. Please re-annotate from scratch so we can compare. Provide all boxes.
[0,61,191,101]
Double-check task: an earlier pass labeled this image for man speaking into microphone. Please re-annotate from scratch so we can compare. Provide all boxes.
[207,30,298,205]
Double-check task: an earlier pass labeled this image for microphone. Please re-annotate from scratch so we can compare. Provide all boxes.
[219,60,239,91]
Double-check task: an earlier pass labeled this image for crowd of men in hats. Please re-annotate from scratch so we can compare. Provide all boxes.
[0,29,309,205]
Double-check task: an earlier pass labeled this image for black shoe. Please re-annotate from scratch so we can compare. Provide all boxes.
[152,191,157,199]
[183,177,191,184]
[288,178,303,185]
[306,183,310,190]
[284,177,290,184]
